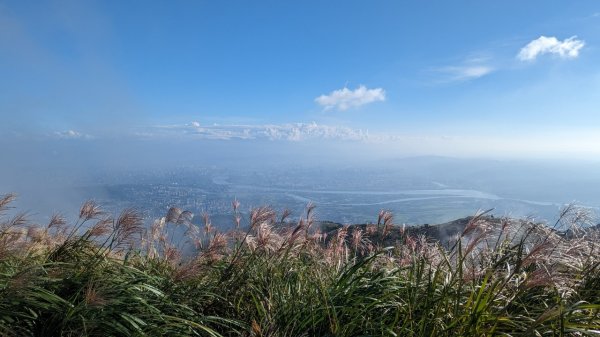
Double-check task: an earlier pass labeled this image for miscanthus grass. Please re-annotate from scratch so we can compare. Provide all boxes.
[1,192,600,336]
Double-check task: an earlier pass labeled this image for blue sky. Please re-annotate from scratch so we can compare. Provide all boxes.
[1,1,599,158]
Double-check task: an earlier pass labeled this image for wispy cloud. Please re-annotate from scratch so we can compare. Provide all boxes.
[517,36,585,61]
[54,130,92,139]
[436,65,494,82]
[431,55,494,83]
[315,85,385,111]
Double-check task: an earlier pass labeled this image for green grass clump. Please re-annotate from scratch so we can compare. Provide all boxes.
[1,193,600,336]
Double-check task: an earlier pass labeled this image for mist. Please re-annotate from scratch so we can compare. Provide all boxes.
[2,134,600,226]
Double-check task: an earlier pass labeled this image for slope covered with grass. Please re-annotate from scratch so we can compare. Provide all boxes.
[1,193,600,336]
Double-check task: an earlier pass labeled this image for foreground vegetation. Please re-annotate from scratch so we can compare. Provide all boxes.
[1,193,600,336]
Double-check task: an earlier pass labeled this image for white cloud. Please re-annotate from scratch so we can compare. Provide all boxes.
[315,85,385,111]
[517,36,585,61]
[54,130,91,139]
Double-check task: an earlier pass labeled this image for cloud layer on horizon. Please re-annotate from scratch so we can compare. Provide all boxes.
[140,122,373,142]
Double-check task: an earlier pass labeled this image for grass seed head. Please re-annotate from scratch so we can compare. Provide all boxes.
[79,200,103,221]
[166,207,182,224]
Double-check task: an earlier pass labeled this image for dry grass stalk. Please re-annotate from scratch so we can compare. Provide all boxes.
[26,226,46,243]
[326,225,350,265]
[277,220,306,252]
[1,212,28,231]
[48,213,67,231]
[381,211,394,238]
[280,209,291,224]
[311,228,326,243]
[0,193,16,209]
[305,203,316,232]
[252,222,282,252]
[365,224,377,236]
[202,211,213,234]
[166,207,182,224]
[232,198,240,212]
[151,217,166,241]
[113,208,143,248]
[177,210,194,225]
[79,200,103,221]
[350,228,365,253]
[84,283,107,307]
[164,244,182,265]
[203,232,228,260]
[88,217,113,237]
[250,207,276,230]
